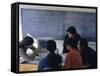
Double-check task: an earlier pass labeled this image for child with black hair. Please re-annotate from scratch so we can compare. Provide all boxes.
[64,39,84,69]
[19,36,38,63]
[38,40,62,71]
[77,38,97,68]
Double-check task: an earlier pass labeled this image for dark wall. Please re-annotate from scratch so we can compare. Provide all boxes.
[21,9,96,41]
[64,12,96,41]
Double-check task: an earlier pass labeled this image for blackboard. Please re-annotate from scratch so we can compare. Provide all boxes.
[21,9,96,41]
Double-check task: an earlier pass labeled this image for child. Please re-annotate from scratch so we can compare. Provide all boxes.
[77,38,97,68]
[38,40,62,71]
[64,39,84,69]
[19,36,38,63]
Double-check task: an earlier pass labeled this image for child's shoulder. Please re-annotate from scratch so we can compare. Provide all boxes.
[68,51,79,56]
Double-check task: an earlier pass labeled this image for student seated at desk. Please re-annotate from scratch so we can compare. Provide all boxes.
[19,36,38,64]
[77,38,97,69]
[38,40,62,71]
[64,39,84,69]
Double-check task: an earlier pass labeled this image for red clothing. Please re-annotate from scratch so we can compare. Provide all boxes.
[64,49,84,69]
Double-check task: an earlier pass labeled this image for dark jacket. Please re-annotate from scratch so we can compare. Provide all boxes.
[63,33,81,53]
[81,47,97,68]
[19,42,27,52]
[38,53,62,71]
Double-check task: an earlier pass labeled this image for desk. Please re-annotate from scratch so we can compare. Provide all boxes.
[19,49,48,72]
[19,49,66,72]
[19,64,38,72]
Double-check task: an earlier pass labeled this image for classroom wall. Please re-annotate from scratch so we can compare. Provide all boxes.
[21,9,96,41]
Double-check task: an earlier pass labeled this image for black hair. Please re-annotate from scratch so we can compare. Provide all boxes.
[46,40,56,53]
[67,26,76,34]
[67,38,77,49]
[80,38,88,48]
[19,36,34,47]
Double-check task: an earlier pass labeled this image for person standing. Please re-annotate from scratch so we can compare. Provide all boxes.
[63,26,81,53]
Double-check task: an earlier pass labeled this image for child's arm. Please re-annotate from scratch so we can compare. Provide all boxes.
[30,46,39,56]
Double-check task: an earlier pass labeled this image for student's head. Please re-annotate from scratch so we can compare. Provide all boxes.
[67,39,77,51]
[19,36,34,48]
[77,38,88,51]
[46,40,56,53]
[67,26,76,38]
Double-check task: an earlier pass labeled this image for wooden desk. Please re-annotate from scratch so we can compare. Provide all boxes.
[19,64,38,72]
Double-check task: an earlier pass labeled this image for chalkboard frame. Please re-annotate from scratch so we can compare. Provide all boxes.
[11,2,97,73]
